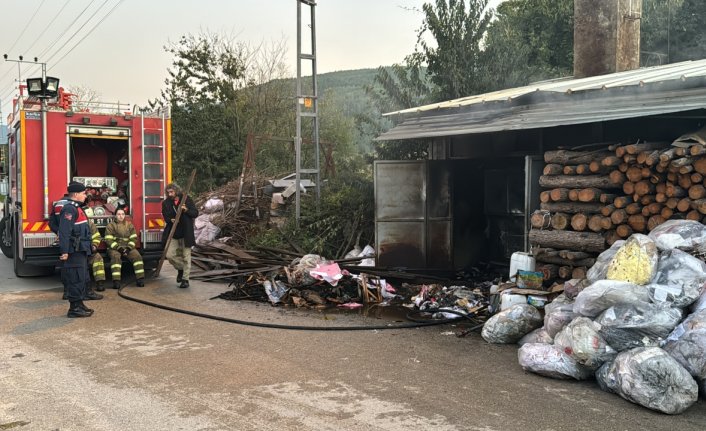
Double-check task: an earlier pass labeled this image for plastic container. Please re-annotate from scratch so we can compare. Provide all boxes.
[510,252,536,282]
[527,295,548,309]
[517,271,544,289]
[501,293,528,310]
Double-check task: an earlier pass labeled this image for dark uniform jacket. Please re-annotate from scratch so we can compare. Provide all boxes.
[58,200,92,266]
[161,194,198,247]
[49,194,71,234]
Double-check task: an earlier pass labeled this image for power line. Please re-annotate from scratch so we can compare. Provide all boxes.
[0,0,124,112]
[51,0,125,69]
[38,0,109,61]
[22,0,72,57]
[4,0,47,56]
[11,0,111,87]
[0,0,95,98]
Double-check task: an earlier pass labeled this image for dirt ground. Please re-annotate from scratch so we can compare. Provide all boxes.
[1,262,705,431]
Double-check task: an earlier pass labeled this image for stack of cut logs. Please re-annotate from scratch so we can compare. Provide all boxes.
[529,140,706,283]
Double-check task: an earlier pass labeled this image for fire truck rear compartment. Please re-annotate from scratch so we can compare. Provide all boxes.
[70,136,129,188]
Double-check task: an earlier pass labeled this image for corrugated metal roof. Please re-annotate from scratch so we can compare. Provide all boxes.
[377,60,706,141]
[385,60,706,116]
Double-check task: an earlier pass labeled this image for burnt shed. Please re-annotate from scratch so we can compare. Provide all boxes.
[374,59,706,270]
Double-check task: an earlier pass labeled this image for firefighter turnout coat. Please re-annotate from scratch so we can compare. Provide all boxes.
[105,219,145,280]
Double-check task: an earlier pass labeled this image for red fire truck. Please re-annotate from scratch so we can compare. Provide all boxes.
[0,88,171,276]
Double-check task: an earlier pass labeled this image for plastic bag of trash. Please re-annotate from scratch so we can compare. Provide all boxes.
[587,240,625,283]
[606,234,658,285]
[481,304,543,344]
[202,197,224,213]
[517,343,593,380]
[344,245,362,259]
[290,254,325,286]
[647,249,706,308]
[692,285,706,313]
[663,329,706,380]
[543,294,578,338]
[667,309,706,345]
[263,280,288,304]
[344,244,375,267]
[594,347,698,414]
[596,302,683,351]
[518,327,553,346]
[194,214,221,245]
[554,317,616,369]
[648,219,706,252]
[573,280,651,317]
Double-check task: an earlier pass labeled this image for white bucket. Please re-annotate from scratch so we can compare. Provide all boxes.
[509,252,536,282]
[500,293,527,310]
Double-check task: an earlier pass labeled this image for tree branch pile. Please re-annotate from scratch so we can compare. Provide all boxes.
[194,175,272,246]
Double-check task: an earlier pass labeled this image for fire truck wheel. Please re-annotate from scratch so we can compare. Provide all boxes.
[0,216,14,259]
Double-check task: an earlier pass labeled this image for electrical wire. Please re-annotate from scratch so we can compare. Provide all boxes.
[0,0,115,107]
[36,0,100,60]
[4,0,47,58]
[21,0,72,58]
[0,0,48,87]
[50,0,125,70]
[117,277,478,331]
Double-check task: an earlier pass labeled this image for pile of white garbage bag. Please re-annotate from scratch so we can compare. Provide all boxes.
[482,223,706,415]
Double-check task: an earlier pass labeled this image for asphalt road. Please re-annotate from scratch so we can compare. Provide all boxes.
[0,254,705,431]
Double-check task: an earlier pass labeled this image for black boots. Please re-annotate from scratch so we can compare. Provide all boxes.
[68,302,93,318]
[95,281,105,292]
[179,280,189,289]
[136,279,145,287]
[112,280,121,290]
[177,270,184,283]
[85,289,104,300]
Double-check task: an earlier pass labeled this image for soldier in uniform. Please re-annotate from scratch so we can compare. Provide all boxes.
[52,191,103,301]
[105,208,145,288]
[84,207,106,291]
[59,181,100,318]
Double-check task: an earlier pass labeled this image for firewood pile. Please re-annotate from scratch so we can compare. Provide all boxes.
[194,176,272,246]
[530,139,706,284]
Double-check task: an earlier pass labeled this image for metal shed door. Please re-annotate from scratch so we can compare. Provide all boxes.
[374,160,452,268]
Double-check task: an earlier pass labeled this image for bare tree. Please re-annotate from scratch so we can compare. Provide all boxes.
[65,85,101,111]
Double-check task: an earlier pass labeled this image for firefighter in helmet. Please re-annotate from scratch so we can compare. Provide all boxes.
[84,207,107,291]
[105,208,145,288]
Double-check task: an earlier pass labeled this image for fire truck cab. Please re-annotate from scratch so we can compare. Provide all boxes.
[0,88,171,276]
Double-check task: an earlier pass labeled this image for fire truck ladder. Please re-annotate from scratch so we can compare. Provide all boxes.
[141,110,168,247]
[296,0,321,222]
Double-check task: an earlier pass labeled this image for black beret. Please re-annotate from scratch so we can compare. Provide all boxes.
[67,181,86,193]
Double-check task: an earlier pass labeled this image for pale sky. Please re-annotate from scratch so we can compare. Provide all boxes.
[0,0,503,117]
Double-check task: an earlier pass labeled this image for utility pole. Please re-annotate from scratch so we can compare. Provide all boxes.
[295,0,320,225]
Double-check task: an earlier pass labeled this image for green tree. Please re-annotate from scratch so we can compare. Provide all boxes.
[411,0,494,101]
[363,63,432,160]
[161,33,295,192]
[642,0,706,65]
[479,0,573,91]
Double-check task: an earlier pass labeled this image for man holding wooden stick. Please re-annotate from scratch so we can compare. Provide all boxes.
[161,182,199,288]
